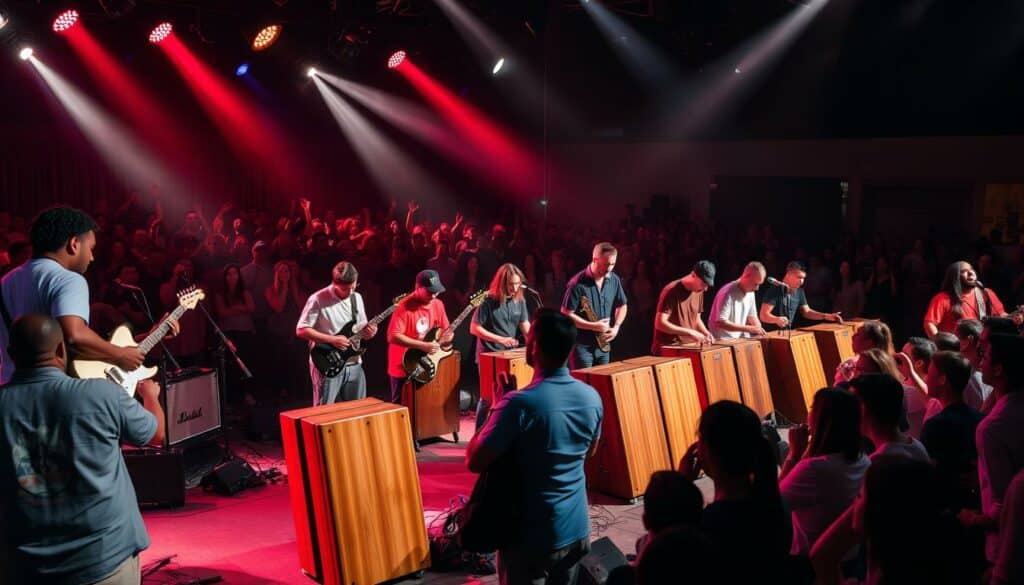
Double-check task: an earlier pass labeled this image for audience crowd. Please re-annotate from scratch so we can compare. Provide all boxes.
[1,190,1023,585]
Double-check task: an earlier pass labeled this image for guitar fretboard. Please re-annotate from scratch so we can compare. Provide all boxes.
[351,303,401,342]
[137,302,189,355]
[450,292,485,331]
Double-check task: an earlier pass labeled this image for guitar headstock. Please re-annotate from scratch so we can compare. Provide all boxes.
[392,292,412,305]
[469,289,488,308]
[177,286,206,310]
[580,296,593,310]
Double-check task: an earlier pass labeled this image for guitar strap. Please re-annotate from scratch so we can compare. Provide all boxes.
[350,293,359,322]
[973,287,988,320]
[0,281,12,331]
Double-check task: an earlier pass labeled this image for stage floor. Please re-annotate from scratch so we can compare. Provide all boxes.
[139,414,713,584]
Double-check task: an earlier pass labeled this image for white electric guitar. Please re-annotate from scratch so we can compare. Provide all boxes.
[72,287,205,396]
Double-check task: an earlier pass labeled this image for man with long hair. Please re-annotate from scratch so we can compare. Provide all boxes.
[924,261,1007,338]
[470,263,531,428]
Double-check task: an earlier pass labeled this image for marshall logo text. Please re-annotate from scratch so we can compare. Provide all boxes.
[177,408,203,425]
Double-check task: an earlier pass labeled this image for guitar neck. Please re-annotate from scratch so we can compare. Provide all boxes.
[350,304,400,342]
[137,303,189,355]
[449,303,477,332]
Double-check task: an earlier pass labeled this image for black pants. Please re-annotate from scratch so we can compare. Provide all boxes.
[497,538,590,585]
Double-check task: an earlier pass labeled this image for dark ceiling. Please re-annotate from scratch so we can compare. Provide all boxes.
[2,0,1024,140]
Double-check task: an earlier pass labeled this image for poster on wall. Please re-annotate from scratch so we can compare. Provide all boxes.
[982,184,1023,244]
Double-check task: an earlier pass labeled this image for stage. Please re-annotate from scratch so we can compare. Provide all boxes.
[138,414,703,584]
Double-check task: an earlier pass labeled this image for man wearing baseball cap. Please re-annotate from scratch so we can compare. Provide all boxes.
[651,260,717,353]
[386,269,453,403]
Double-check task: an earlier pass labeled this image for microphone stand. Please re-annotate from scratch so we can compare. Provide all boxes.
[195,299,252,461]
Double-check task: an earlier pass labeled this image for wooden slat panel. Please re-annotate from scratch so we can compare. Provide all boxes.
[303,404,430,585]
[759,332,827,423]
[402,351,460,441]
[479,349,535,400]
[574,363,671,499]
[279,398,385,580]
[622,357,702,465]
[659,345,742,409]
[714,339,775,419]
[800,324,854,382]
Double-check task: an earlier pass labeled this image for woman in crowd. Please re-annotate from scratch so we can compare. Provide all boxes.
[265,260,306,400]
[832,260,865,319]
[215,263,256,403]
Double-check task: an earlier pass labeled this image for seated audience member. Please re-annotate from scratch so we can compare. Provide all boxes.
[958,319,993,411]
[992,469,1024,585]
[933,331,961,352]
[607,470,705,585]
[921,351,982,511]
[780,389,869,556]
[855,348,929,438]
[679,401,791,583]
[634,525,716,585]
[811,374,930,585]
[969,334,1024,566]
[0,314,166,584]
[834,321,894,384]
[861,456,966,585]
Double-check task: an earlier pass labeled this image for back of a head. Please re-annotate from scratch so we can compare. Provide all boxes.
[983,316,1019,337]
[29,206,98,256]
[530,309,577,367]
[860,321,894,353]
[955,319,983,341]
[989,334,1024,389]
[851,374,905,430]
[860,348,902,380]
[8,313,64,369]
[636,525,716,585]
[699,401,781,517]
[643,471,704,534]
[809,388,862,462]
[932,332,960,352]
[865,455,956,585]
[931,351,972,396]
[905,337,936,368]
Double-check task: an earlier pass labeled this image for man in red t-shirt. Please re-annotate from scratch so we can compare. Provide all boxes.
[924,261,1007,338]
[386,269,452,403]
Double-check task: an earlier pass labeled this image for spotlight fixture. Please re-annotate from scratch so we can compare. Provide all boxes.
[387,50,406,69]
[492,57,505,75]
[18,46,32,60]
[236,63,249,76]
[52,9,79,33]
[149,22,172,44]
[306,67,317,78]
[251,24,282,51]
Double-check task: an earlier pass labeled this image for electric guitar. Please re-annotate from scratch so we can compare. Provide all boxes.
[402,290,487,384]
[579,296,611,352]
[72,287,205,396]
[310,292,409,378]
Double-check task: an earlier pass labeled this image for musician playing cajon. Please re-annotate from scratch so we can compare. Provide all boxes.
[561,242,628,369]
[296,262,378,406]
[386,269,453,404]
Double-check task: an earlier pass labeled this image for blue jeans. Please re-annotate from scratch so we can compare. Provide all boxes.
[570,344,610,370]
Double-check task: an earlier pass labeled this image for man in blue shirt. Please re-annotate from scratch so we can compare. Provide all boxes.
[0,314,166,584]
[467,309,604,585]
[560,242,628,369]
[759,261,842,331]
[0,207,155,385]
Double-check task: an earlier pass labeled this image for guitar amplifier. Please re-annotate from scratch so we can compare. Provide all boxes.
[165,368,222,448]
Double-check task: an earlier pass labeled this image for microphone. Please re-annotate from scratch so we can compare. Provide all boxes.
[114,279,143,292]
[765,277,789,289]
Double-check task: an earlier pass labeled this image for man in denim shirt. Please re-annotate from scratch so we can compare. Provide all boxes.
[0,314,166,584]
[560,242,628,369]
[467,309,603,585]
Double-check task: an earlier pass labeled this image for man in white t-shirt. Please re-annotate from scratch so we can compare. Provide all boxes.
[296,262,378,406]
[709,261,768,340]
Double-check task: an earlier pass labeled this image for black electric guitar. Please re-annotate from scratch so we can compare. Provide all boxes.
[310,293,409,378]
[402,290,487,384]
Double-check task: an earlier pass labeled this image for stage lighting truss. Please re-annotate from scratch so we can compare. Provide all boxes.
[387,50,406,69]
[149,22,172,44]
[252,24,282,51]
[52,9,79,33]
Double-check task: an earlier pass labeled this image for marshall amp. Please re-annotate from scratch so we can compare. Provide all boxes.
[164,368,222,448]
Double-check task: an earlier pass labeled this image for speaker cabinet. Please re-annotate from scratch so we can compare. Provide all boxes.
[123,448,185,508]
[165,369,222,448]
[578,537,629,585]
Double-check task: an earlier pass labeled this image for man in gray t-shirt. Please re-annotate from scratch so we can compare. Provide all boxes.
[0,314,166,584]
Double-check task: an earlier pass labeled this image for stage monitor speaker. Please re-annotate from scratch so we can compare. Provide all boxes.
[165,369,222,448]
[201,457,260,496]
[578,536,629,585]
[124,448,185,508]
